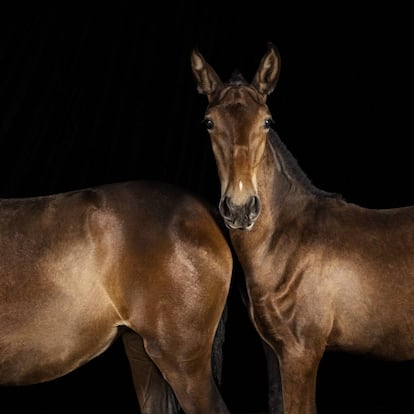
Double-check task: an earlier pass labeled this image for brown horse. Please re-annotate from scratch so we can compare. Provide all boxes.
[191,43,414,413]
[0,180,233,414]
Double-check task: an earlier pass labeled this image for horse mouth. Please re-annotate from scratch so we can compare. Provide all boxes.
[223,217,256,231]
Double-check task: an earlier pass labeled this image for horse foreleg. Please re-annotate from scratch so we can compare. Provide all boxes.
[278,347,321,414]
[122,331,181,414]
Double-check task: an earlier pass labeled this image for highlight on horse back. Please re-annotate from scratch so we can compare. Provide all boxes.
[192,43,414,414]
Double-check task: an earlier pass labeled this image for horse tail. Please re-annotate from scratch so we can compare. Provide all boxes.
[211,301,228,386]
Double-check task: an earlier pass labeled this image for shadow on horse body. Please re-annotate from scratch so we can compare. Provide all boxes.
[0,180,233,414]
[192,43,414,413]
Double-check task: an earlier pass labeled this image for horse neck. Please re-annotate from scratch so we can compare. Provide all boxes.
[261,131,312,223]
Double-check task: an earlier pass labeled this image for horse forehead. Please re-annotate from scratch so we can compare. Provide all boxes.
[210,88,266,130]
[215,84,265,108]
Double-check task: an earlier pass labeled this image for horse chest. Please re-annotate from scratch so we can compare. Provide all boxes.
[244,265,307,345]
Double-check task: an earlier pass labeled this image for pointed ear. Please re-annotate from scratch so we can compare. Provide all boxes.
[252,43,281,98]
[191,49,223,102]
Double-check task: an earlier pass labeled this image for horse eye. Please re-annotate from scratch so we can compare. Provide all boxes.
[203,118,214,130]
[264,118,274,130]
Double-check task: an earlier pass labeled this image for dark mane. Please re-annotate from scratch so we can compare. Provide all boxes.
[268,129,342,199]
[229,70,248,85]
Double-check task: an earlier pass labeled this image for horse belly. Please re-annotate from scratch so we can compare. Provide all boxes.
[330,305,414,360]
[0,317,119,385]
[0,274,119,386]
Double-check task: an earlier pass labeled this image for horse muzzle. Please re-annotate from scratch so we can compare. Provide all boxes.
[219,195,261,231]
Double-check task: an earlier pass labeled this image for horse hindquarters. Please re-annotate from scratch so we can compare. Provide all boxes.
[116,183,232,413]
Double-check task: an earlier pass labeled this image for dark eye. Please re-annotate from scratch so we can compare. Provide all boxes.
[264,118,274,130]
[203,118,214,130]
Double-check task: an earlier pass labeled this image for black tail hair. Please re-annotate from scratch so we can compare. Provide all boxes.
[211,301,228,386]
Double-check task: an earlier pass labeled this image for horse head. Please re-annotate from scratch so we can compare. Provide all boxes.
[191,43,281,230]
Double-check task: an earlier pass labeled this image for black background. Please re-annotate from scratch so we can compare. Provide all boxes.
[1,3,414,413]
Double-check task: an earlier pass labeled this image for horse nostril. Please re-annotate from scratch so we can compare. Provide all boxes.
[219,196,232,219]
[248,196,261,220]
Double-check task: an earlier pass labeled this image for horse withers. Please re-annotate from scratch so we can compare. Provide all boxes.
[192,43,414,413]
[0,180,233,413]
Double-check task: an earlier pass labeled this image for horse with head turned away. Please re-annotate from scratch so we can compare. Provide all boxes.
[191,42,414,414]
[0,180,233,414]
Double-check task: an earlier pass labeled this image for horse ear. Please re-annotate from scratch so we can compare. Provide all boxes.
[252,43,281,98]
[191,49,223,102]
